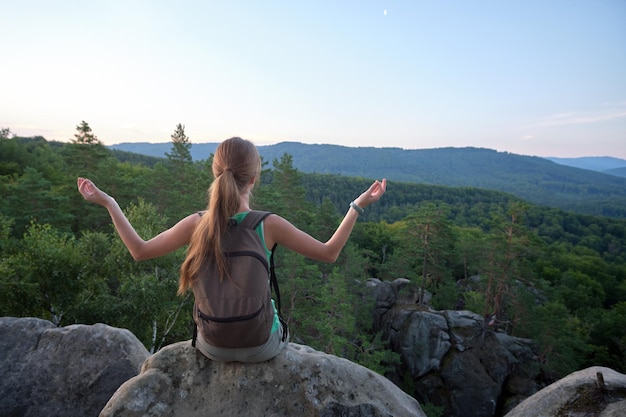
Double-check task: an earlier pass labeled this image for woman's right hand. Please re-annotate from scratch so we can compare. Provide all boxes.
[77,177,111,206]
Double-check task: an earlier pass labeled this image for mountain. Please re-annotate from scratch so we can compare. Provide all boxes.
[109,142,185,159]
[605,167,626,178]
[546,156,626,175]
[109,141,626,218]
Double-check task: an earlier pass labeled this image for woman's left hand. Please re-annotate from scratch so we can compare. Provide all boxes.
[356,179,387,208]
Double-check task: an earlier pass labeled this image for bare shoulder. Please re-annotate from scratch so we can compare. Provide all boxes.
[262,213,295,248]
[263,213,294,231]
[184,212,202,228]
[263,213,320,257]
[171,212,203,238]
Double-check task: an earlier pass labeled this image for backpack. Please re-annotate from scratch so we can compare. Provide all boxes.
[191,211,286,349]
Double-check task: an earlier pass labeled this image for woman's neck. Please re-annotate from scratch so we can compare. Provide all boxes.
[238,192,251,213]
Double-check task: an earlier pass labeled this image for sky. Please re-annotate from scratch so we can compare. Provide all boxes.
[2,0,625,158]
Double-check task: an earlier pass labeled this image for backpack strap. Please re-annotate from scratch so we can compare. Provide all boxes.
[240,212,280,313]
[244,211,289,341]
[269,242,289,342]
[238,210,271,229]
[269,243,281,316]
[192,321,198,348]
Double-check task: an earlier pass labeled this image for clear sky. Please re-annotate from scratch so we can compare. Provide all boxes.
[2,0,625,158]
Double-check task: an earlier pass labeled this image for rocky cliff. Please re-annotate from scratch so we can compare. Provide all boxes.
[100,341,424,417]
[0,316,149,417]
[2,315,625,417]
[368,278,540,417]
[0,317,423,417]
[367,278,626,416]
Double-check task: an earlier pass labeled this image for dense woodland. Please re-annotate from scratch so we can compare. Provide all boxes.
[1,124,626,391]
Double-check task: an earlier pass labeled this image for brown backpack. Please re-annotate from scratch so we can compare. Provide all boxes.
[191,211,285,349]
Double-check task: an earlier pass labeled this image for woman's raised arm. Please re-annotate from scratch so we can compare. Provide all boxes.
[77,177,198,260]
[264,179,386,263]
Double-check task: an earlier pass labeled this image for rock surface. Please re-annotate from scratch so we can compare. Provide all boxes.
[504,366,626,417]
[368,278,539,417]
[3,313,626,417]
[100,341,425,417]
[0,317,149,417]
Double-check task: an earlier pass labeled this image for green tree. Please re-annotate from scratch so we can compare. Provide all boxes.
[165,123,192,167]
[0,214,37,317]
[1,222,83,325]
[106,199,192,351]
[62,230,124,325]
[413,203,453,306]
[521,302,590,377]
[0,129,22,176]
[270,153,312,229]
[1,167,72,236]
[0,127,12,140]
[453,226,486,280]
[315,269,355,355]
[384,203,454,306]
[352,221,398,278]
[588,302,626,371]
[311,197,342,275]
[72,120,101,145]
[277,250,322,338]
[160,124,208,221]
[64,121,109,176]
[558,270,605,312]
[481,203,535,329]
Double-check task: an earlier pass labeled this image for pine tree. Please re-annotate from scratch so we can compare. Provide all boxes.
[72,121,101,145]
[0,127,12,140]
[161,124,200,219]
[65,121,108,176]
[482,202,534,331]
[165,123,192,167]
[270,153,312,229]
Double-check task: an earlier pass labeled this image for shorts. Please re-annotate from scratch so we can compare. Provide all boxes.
[194,324,289,363]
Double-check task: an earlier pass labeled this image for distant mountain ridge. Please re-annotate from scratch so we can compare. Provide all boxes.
[546,156,626,176]
[110,141,626,176]
[109,141,626,218]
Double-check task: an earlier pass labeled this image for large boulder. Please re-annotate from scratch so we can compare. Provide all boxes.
[368,279,539,417]
[0,317,149,417]
[100,342,425,417]
[504,366,626,417]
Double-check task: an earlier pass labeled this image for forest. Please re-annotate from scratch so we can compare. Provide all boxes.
[1,124,625,391]
[111,140,626,219]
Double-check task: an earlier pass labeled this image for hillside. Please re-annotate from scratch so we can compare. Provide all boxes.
[606,166,626,178]
[109,142,626,218]
[546,156,626,174]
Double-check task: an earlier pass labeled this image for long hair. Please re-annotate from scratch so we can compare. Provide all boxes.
[178,137,261,295]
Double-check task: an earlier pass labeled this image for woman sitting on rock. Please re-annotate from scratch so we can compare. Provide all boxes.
[78,136,386,362]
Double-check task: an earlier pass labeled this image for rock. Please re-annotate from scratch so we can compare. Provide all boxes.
[0,317,149,417]
[443,310,484,350]
[601,400,626,417]
[438,331,514,417]
[100,342,425,417]
[504,366,626,417]
[386,309,451,378]
[367,277,416,307]
[370,281,539,417]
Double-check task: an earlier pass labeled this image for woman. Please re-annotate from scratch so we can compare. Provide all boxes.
[78,137,386,362]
